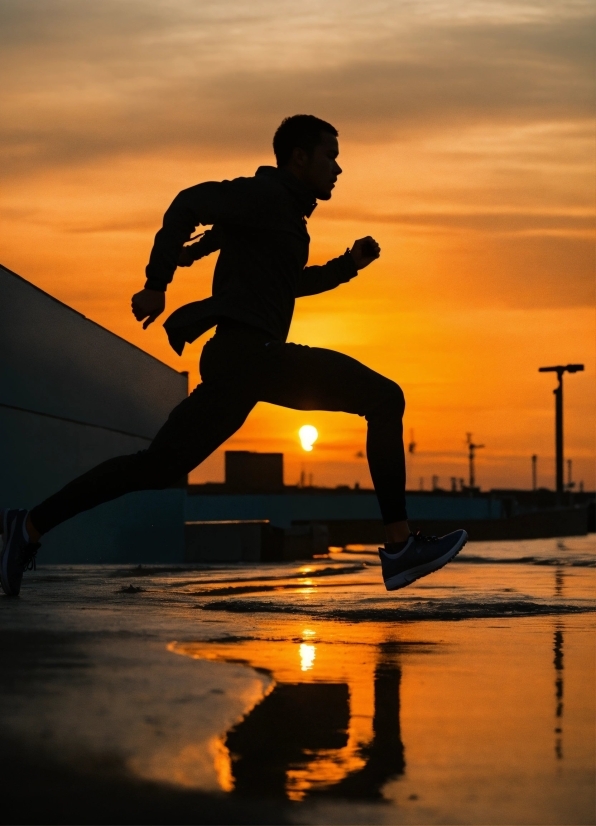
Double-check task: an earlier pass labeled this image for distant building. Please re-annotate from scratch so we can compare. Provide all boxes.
[224,451,284,493]
[0,264,188,563]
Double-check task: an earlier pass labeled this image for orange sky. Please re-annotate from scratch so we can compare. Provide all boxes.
[1,0,594,489]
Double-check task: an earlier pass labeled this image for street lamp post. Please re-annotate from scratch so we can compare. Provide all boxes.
[538,364,584,497]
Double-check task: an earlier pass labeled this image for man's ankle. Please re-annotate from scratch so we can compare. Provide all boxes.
[385,520,410,544]
[25,514,41,543]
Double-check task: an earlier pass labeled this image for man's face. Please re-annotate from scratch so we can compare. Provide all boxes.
[301,132,342,200]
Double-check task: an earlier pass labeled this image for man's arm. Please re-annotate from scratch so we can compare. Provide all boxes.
[177,226,223,267]
[296,236,381,298]
[144,181,246,291]
[133,180,251,328]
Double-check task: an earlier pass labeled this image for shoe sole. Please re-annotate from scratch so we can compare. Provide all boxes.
[384,530,468,591]
[0,509,18,596]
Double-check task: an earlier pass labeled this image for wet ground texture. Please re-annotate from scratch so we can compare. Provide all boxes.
[1,536,594,824]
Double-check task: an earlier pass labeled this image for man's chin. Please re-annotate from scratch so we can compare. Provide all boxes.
[315,190,333,201]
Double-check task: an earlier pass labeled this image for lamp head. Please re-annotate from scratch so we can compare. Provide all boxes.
[539,364,585,375]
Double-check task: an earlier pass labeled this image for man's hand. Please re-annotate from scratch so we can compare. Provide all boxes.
[131,289,165,329]
[349,236,381,270]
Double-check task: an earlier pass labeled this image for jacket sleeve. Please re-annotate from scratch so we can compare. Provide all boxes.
[183,226,223,263]
[295,250,358,298]
[144,179,252,290]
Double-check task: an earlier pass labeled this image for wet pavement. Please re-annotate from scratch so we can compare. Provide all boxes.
[1,536,595,824]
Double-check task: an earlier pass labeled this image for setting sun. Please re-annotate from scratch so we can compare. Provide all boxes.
[299,425,319,453]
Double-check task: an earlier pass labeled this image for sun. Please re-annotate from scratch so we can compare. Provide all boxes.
[299,425,318,452]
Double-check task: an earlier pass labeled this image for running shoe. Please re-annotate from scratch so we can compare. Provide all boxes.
[379,529,468,591]
[1,509,40,596]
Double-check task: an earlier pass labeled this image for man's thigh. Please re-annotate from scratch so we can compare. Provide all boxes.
[257,342,399,416]
[149,378,256,464]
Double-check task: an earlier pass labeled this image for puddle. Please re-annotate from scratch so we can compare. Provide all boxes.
[169,628,430,801]
[4,536,594,823]
[169,612,595,817]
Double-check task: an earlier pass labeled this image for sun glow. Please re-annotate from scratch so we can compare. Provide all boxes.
[299,425,318,452]
[299,643,316,672]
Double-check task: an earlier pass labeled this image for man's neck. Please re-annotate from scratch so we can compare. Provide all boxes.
[275,166,317,216]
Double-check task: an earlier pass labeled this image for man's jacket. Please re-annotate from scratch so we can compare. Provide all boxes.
[144,166,358,354]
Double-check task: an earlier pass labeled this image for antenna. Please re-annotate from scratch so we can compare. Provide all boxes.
[466,433,484,489]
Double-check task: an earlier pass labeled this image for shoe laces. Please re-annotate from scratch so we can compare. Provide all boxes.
[18,544,39,572]
[411,530,439,545]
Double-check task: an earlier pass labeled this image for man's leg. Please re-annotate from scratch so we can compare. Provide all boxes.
[255,342,409,540]
[255,342,467,591]
[27,381,255,538]
[1,329,258,595]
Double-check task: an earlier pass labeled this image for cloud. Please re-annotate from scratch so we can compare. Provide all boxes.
[0,0,593,174]
[433,233,595,310]
[323,209,594,234]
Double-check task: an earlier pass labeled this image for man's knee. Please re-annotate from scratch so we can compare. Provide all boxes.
[368,379,405,419]
[385,380,406,415]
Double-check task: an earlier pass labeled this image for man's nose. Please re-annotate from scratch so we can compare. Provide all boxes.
[335,162,342,175]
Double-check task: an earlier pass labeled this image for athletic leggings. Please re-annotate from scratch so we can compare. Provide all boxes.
[29,322,407,535]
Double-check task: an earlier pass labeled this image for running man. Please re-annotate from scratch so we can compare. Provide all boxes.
[1,115,467,596]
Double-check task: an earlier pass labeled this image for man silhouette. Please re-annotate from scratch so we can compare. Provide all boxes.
[1,115,467,596]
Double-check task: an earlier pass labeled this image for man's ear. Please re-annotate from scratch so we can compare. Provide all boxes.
[290,146,309,170]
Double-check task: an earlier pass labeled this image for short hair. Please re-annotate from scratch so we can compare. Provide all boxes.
[273,115,338,167]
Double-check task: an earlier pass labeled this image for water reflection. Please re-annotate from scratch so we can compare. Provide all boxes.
[311,652,405,800]
[165,611,594,820]
[553,626,564,760]
[554,567,565,597]
[299,642,316,671]
[225,644,405,800]
[170,631,408,801]
[227,681,351,798]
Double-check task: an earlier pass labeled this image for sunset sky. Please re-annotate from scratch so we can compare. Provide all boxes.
[1,0,594,490]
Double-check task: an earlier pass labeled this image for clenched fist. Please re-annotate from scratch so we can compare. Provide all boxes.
[131,289,165,329]
[349,236,381,270]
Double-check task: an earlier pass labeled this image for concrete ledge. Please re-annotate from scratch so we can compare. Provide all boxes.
[314,506,590,545]
[185,520,284,562]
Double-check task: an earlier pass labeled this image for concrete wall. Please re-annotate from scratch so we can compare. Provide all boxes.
[0,265,188,563]
[185,491,502,529]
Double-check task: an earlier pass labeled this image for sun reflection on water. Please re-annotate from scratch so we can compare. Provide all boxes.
[299,642,316,672]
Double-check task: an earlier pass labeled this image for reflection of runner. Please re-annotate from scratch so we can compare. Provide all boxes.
[317,654,406,799]
[224,643,405,801]
[1,115,466,596]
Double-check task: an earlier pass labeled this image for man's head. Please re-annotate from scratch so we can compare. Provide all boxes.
[273,115,341,200]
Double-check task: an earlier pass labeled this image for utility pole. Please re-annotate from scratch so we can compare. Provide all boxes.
[531,454,537,491]
[466,433,484,490]
[538,364,584,496]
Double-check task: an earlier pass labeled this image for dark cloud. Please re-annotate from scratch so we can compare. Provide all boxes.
[0,1,593,174]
